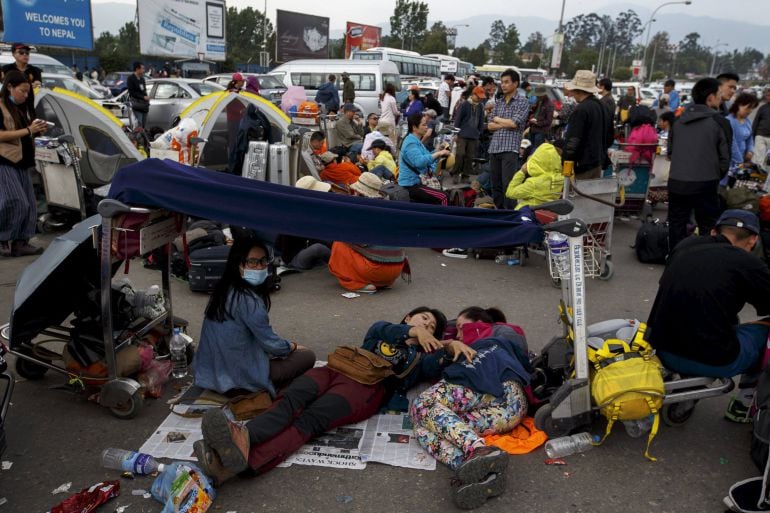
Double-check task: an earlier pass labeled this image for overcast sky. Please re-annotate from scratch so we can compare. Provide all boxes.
[95,0,768,30]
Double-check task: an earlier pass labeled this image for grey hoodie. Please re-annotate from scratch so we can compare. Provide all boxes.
[668,104,730,191]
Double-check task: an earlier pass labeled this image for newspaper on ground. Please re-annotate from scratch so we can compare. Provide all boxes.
[359,413,437,471]
[138,404,212,461]
[277,420,368,470]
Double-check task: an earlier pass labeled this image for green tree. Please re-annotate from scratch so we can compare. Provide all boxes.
[226,6,274,67]
[522,31,545,53]
[486,20,520,65]
[389,0,429,51]
[419,22,448,55]
[454,45,487,66]
[614,66,632,81]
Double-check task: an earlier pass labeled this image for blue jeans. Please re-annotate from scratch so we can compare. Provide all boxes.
[368,164,395,181]
[658,323,770,378]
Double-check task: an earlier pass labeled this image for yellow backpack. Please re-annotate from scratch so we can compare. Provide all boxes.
[588,323,665,461]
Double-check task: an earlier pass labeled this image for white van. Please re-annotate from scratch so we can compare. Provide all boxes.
[0,52,72,76]
[269,59,401,116]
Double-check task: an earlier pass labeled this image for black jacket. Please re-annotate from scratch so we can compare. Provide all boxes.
[668,104,730,194]
[127,73,147,102]
[753,103,770,138]
[562,95,613,174]
[647,235,770,366]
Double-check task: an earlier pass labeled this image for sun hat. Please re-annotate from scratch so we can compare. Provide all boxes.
[350,172,383,198]
[319,151,339,164]
[295,175,332,192]
[564,70,599,94]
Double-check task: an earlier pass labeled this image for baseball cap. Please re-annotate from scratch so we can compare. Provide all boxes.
[232,72,244,81]
[368,139,387,150]
[342,103,357,112]
[472,86,486,99]
[11,43,30,52]
[716,209,760,235]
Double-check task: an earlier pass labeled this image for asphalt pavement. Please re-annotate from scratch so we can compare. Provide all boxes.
[0,213,757,513]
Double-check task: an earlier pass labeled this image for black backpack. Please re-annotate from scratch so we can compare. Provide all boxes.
[634,209,669,264]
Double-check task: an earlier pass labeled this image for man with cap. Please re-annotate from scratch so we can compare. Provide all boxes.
[1,43,42,116]
[561,70,614,179]
[527,84,554,154]
[334,103,364,160]
[646,209,770,422]
[341,72,355,105]
[453,86,487,179]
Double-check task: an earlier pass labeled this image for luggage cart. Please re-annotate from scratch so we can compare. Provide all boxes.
[0,200,187,419]
[35,134,89,231]
[548,166,619,282]
[609,142,658,216]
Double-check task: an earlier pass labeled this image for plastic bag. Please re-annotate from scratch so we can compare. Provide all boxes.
[151,462,216,513]
[50,481,120,513]
[136,358,173,398]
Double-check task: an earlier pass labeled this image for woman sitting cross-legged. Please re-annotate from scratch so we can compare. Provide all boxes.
[410,306,531,510]
[192,236,316,397]
[398,112,451,205]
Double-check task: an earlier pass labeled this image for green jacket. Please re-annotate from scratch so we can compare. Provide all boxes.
[343,79,355,103]
[505,142,563,209]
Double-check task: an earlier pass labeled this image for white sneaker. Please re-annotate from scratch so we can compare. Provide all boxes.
[442,248,469,259]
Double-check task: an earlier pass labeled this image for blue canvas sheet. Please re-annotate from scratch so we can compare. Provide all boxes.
[108,159,543,248]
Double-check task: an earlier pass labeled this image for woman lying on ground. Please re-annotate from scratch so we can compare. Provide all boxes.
[410,306,531,510]
[192,236,316,397]
[194,306,477,486]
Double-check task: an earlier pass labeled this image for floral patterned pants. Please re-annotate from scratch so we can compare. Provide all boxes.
[409,380,527,469]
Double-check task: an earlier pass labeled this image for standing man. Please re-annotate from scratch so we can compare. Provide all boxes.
[315,74,340,114]
[752,87,770,172]
[659,79,680,111]
[341,72,355,105]
[597,78,616,122]
[617,85,637,124]
[717,72,740,116]
[453,86,486,178]
[487,68,529,209]
[562,70,614,179]
[438,74,455,122]
[1,43,42,116]
[527,85,554,154]
[127,61,150,128]
[666,77,730,251]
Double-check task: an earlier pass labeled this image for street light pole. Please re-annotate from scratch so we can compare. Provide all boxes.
[447,24,469,56]
[640,1,691,82]
[709,41,729,75]
[550,0,567,72]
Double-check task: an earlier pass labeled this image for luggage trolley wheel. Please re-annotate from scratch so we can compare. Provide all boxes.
[661,401,696,427]
[533,403,572,438]
[101,378,144,419]
[599,260,614,281]
[14,346,49,380]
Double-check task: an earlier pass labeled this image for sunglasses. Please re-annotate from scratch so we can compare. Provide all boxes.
[243,256,271,269]
[15,50,29,55]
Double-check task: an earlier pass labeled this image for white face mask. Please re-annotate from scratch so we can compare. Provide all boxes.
[243,268,268,286]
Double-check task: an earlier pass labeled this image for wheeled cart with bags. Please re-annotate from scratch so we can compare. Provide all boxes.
[0,200,190,418]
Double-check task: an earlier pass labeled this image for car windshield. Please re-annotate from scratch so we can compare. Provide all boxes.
[256,75,284,89]
[43,77,103,100]
[189,81,224,96]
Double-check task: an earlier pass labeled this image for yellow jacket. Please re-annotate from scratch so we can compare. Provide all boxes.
[367,150,398,176]
[505,142,563,209]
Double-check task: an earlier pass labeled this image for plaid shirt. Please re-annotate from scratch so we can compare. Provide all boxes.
[488,94,530,154]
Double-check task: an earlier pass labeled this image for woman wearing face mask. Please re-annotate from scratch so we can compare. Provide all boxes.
[0,70,48,257]
[192,237,316,397]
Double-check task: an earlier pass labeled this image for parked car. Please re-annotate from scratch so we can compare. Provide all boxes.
[203,72,287,105]
[115,78,225,131]
[41,74,124,119]
[0,51,72,76]
[639,87,658,107]
[103,71,133,96]
[84,77,112,98]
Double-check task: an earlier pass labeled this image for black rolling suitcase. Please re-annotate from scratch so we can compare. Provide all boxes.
[188,245,230,293]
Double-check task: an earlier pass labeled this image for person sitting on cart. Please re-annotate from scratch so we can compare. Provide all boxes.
[318,151,362,186]
[505,138,564,210]
[646,210,770,423]
[192,236,316,398]
[334,103,365,161]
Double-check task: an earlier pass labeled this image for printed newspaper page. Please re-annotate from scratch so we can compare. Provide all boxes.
[359,414,437,471]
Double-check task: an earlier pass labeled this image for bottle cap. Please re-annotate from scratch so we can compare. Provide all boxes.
[157,463,165,473]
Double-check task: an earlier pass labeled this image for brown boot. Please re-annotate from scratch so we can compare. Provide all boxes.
[11,240,43,257]
[193,440,236,487]
[201,408,250,473]
[0,242,10,257]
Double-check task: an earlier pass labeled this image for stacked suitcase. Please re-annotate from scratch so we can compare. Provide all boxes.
[241,141,291,186]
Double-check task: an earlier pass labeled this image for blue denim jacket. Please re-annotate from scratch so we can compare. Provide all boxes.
[192,290,292,396]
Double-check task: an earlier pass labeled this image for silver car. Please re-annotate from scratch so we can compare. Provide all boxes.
[203,73,286,105]
[40,73,123,118]
[116,78,224,131]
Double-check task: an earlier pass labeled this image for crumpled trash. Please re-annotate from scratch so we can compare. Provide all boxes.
[336,496,353,504]
[50,481,120,513]
[1,461,11,470]
[51,482,73,495]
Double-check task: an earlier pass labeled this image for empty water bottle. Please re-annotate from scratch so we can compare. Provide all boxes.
[102,448,165,475]
[547,232,570,278]
[506,258,520,266]
[495,254,514,265]
[623,415,655,438]
[544,432,594,458]
[170,327,188,379]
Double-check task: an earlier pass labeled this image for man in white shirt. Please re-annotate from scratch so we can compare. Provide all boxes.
[438,74,455,122]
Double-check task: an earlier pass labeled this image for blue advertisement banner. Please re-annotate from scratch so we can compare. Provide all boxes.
[1,0,94,50]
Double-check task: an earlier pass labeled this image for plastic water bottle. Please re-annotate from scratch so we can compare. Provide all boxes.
[101,448,165,475]
[494,254,514,265]
[547,232,570,277]
[506,258,521,266]
[170,327,188,379]
[543,432,594,458]
[623,415,655,438]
